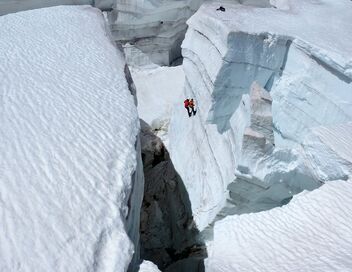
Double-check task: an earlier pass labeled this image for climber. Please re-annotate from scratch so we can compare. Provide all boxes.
[189,98,197,116]
[184,98,192,117]
[216,6,225,12]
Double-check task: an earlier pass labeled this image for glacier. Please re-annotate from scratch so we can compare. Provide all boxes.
[0,6,143,272]
[1,0,352,270]
[169,0,352,232]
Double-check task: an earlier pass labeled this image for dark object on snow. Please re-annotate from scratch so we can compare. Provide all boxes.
[216,6,225,12]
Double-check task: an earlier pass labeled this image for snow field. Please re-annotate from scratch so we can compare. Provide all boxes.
[205,179,352,272]
[0,6,142,272]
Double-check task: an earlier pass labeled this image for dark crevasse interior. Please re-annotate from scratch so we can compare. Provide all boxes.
[139,120,207,272]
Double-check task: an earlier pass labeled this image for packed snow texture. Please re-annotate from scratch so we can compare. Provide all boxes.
[169,0,352,230]
[302,122,352,182]
[0,0,115,15]
[1,0,201,65]
[205,179,352,271]
[0,6,143,272]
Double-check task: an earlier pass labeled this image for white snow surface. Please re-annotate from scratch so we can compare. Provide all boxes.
[205,179,352,271]
[302,122,352,182]
[132,65,184,147]
[0,6,142,272]
[0,0,90,15]
[0,0,116,16]
[139,261,161,272]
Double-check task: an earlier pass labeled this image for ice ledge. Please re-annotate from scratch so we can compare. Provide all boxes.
[188,0,352,80]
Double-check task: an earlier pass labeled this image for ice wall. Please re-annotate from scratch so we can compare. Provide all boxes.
[0,6,144,271]
[111,0,276,65]
[106,0,202,65]
[272,42,352,147]
[169,0,352,230]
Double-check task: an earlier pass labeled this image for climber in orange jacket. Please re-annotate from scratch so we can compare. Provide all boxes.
[189,98,197,116]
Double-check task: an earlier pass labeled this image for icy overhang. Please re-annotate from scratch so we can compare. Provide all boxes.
[188,0,352,79]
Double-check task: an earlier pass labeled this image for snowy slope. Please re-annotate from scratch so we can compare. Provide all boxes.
[131,65,184,147]
[302,122,352,182]
[0,0,118,16]
[0,6,143,272]
[205,179,352,271]
[0,0,90,15]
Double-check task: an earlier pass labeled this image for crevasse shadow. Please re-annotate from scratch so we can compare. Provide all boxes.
[139,119,207,272]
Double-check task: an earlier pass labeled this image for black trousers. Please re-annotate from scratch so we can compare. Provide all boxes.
[185,106,192,117]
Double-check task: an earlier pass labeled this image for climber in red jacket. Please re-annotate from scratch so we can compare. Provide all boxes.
[184,99,192,117]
